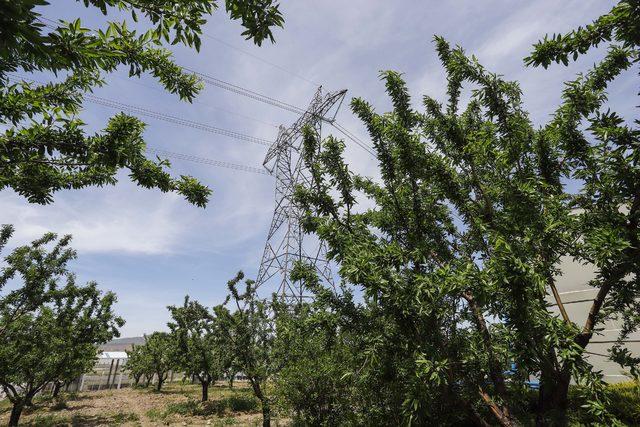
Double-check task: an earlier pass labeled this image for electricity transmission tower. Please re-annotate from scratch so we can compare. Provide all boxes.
[256,87,347,303]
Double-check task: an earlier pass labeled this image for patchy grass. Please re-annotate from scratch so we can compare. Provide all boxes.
[0,381,269,426]
[22,411,139,426]
[147,394,258,422]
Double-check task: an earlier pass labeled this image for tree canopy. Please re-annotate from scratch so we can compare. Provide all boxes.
[0,228,123,426]
[292,1,639,425]
[0,0,284,205]
[168,296,225,402]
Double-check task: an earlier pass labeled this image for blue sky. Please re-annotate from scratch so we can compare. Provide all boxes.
[2,0,635,336]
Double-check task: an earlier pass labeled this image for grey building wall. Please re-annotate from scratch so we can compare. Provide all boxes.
[552,255,639,383]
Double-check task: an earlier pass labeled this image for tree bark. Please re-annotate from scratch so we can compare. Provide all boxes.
[261,398,271,427]
[201,381,209,402]
[52,381,63,398]
[537,367,570,427]
[478,387,514,427]
[8,400,25,427]
[249,379,270,427]
[156,376,164,391]
[464,292,514,426]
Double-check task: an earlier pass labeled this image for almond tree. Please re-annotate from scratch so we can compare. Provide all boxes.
[168,296,223,402]
[141,331,174,392]
[523,0,639,420]
[124,344,148,386]
[217,272,277,427]
[295,6,638,420]
[0,232,122,426]
[1,0,285,206]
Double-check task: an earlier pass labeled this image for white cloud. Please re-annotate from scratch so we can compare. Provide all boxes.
[1,179,190,255]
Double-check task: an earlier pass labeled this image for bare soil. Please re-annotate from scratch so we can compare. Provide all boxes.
[0,382,284,426]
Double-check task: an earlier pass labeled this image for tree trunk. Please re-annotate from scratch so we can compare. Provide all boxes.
[261,398,271,427]
[8,400,25,427]
[201,381,209,402]
[52,382,63,398]
[156,376,164,392]
[229,376,234,389]
[537,368,571,426]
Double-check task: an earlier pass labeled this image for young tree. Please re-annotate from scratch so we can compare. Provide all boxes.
[1,0,285,206]
[274,264,354,426]
[0,233,122,426]
[217,272,277,427]
[168,296,223,402]
[49,340,99,398]
[142,331,174,392]
[124,344,148,387]
[0,227,76,338]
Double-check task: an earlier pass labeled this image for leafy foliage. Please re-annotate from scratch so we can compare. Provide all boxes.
[124,343,149,386]
[292,2,639,424]
[168,296,225,401]
[0,0,284,205]
[0,228,123,426]
[140,331,175,391]
[274,264,354,426]
[216,271,278,427]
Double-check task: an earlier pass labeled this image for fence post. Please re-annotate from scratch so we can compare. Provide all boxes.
[112,359,120,390]
[105,359,115,390]
[79,374,85,392]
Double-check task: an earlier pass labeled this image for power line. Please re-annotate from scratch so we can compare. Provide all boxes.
[7,74,270,176]
[110,74,280,129]
[331,122,376,157]
[10,73,274,147]
[19,22,379,157]
[149,148,271,176]
[85,94,274,146]
[202,34,321,87]
[184,67,307,116]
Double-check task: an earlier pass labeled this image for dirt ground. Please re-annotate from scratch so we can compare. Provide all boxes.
[0,382,285,426]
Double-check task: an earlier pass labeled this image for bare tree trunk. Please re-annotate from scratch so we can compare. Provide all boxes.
[261,398,271,427]
[201,381,209,402]
[8,400,25,427]
[52,381,63,398]
[537,367,570,427]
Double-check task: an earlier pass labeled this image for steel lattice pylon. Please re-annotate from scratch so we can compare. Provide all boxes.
[255,87,347,303]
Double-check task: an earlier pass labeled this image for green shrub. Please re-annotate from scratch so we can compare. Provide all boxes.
[607,381,640,425]
[148,394,259,422]
[111,411,140,424]
[224,395,258,412]
[167,399,202,416]
[50,397,68,411]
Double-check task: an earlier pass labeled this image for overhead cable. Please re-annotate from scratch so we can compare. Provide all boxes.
[184,67,307,116]
[202,34,321,87]
[8,74,274,147]
[330,122,376,157]
[85,95,274,147]
[149,148,271,176]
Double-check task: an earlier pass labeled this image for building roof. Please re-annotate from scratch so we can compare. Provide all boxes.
[99,351,128,359]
